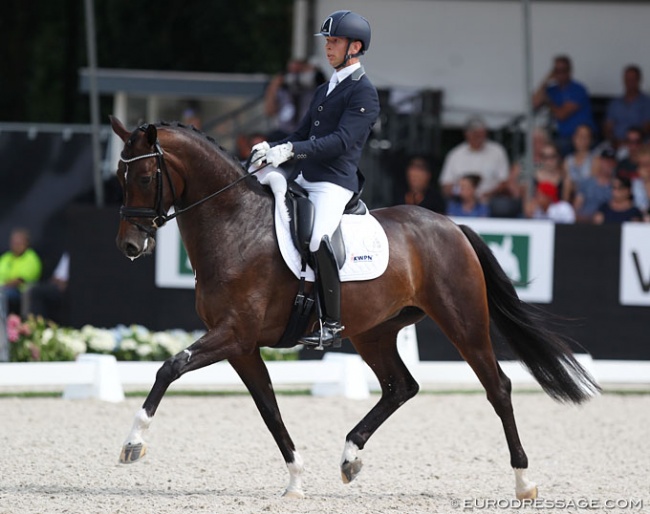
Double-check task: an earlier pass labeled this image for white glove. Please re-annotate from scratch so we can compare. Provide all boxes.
[265,143,294,167]
[250,141,270,163]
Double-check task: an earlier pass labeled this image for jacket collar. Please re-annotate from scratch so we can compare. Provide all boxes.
[320,65,366,103]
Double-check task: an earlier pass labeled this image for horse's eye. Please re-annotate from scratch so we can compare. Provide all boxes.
[139,175,153,186]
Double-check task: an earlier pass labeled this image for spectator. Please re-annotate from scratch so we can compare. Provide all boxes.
[524,181,576,223]
[631,143,650,214]
[438,116,510,202]
[532,55,595,157]
[264,58,326,141]
[26,252,69,323]
[573,148,616,223]
[603,65,650,150]
[533,142,573,203]
[0,228,42,315]
[395,156,446,213]
[510,127,551,187]
[564,124,595,183]
[593,176,643,224]
[180,101,202,129]
[446,174,490,218]
[615,126,644,180]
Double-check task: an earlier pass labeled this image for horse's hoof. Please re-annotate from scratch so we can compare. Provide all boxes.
[119,442,147,464]
[516,484,538,500]
[341,458,363,484]
[282,489,304,499]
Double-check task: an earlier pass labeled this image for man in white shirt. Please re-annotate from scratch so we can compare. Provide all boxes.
[439,116,510,201]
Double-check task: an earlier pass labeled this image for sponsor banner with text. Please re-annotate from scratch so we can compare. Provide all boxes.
[619,223,650,306]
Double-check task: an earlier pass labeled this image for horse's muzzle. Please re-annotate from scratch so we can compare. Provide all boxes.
[117,233,156,260]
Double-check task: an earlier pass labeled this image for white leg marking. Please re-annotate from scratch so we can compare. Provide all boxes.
[284,451,305,498]
[124,408,152,445]
[341,440,359,466]
[514,468,538,499]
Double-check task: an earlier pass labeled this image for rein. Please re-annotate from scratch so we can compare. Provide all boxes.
[119,136,268,235]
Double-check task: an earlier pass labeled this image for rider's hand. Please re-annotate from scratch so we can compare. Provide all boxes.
[251,141,270,165]
[266,143,294,167]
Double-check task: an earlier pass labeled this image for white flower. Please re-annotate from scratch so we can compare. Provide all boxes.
[86,328,116,352]
[59,333,87,355]
[136,344,153,357]
[152,331,184,356]
[119,338,138,351]
[130,324,152,343]
[41,328,55,344]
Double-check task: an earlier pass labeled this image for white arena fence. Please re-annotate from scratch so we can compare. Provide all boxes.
[0,326,647,402]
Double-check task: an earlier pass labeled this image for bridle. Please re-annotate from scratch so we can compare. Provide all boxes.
[119,126,267,237]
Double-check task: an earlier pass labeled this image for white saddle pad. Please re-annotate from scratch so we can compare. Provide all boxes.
[256,169,389,282]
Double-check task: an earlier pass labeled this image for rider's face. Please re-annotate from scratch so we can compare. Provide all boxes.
[324,36,349,68]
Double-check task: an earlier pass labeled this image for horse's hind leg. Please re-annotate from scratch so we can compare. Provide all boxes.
[343,315,421,484]
[430,288,538,499]
[228,353,305,499]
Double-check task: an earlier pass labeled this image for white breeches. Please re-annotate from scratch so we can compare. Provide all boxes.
[295,174,354,252]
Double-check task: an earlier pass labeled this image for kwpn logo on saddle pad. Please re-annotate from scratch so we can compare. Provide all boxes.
[450,218,555,303]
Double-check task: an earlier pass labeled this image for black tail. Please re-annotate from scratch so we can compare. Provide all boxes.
[459,224,601,403]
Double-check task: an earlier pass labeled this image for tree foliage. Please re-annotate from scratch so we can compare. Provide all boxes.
[0,0,293,123]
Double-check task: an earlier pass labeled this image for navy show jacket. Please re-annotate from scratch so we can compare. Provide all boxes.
[274,65,380,193]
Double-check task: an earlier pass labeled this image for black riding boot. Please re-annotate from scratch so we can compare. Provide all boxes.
[300,236,343,348]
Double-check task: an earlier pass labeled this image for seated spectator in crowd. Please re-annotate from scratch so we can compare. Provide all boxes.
[603,65,650,150]
[438,116,510,202]
[533,142,573,203]
[615,126,644,180]
[446,174,490,218]
[564,124,595,183]
[572,148,616,223]
[593,176,644,224]
[26,252,69,323]
[396,156,446,213]
[631,143,650,216]
[532,55,596,157]
[525,181,575,223]
[509,127,551,198]
[0,228,42,315]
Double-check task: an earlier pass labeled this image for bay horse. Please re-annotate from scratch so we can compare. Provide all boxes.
[110,116,599,499]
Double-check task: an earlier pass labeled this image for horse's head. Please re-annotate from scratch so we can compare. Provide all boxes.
[110,116,183,259]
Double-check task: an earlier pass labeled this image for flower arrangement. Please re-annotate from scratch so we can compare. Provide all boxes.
[5,314,300,363]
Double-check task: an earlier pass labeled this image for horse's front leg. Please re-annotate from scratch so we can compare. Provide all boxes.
[342,324,420,484]
[229,352,304,499]
[119,327,245,464]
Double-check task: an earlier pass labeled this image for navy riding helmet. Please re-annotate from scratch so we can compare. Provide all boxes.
[315,10,371,54]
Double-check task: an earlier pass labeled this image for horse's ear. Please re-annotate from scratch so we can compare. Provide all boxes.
[109,115,130,143]
[145,124,158,146]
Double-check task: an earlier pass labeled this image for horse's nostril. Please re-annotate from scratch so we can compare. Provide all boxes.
[125,242,140,257]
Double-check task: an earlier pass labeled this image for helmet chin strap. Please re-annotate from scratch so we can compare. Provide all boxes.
[334,40,362,70]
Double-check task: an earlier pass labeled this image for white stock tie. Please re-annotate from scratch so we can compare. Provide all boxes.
[326,75,338,96]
